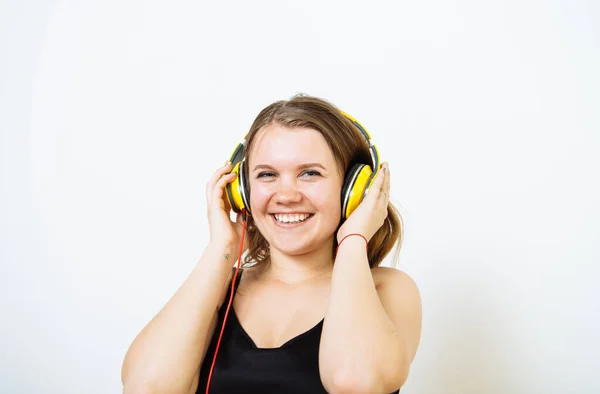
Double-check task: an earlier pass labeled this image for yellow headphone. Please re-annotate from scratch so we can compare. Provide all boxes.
[225,111,380,220]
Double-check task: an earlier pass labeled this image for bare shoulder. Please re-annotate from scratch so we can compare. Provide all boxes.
[371,266,422,361]
[371,266,419,293]
[370,266,421,313]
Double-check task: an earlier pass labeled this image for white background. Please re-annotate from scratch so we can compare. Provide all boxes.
[1,1,599,393]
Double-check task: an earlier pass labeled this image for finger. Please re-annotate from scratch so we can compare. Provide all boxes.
[207,173,235,212]
[382,162,390,193]
[372,163,386,199]
[206,161,232,197]
[385,163,391,196]
[206,161,232,204]
[377,163,390,201]
[211,172,237,208]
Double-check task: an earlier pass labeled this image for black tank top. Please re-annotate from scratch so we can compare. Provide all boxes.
[196,269,400,394]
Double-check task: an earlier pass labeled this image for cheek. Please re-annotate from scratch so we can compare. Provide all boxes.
[305,185,341,210]
[248,183,271,210]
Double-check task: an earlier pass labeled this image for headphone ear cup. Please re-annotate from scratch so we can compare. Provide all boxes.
[341,163,374,220]
[226,161,248,214]
[238,160,251,215]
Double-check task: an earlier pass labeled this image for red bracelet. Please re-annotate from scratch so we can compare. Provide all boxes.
[336,233,368,255]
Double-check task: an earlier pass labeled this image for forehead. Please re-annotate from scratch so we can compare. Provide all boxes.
[248,125,335,165]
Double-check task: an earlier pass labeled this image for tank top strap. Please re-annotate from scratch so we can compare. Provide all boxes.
[231,266,243,294]
[219,267,243,313]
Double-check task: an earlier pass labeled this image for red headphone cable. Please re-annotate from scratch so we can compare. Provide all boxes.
[205,209,247,394]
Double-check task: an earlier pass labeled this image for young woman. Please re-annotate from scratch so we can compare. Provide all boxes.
[122,95,422,394]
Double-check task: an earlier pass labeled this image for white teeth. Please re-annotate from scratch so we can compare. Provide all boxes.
[274,213,310,223]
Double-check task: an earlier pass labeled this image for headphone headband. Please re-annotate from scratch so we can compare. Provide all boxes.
[339,110,380,172]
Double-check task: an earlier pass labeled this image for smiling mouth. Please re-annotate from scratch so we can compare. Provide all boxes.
[269,213,314,227]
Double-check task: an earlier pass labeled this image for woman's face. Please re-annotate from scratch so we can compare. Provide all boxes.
[247,124,343,257]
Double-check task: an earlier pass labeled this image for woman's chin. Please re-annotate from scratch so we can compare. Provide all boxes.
[270,241,313,256]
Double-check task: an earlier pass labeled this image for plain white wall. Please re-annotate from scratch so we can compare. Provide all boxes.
[1,0,599,393]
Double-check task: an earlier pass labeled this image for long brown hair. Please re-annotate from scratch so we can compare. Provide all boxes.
[241,94,403,268]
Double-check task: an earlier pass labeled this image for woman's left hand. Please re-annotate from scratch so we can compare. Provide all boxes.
[337,162,390,243]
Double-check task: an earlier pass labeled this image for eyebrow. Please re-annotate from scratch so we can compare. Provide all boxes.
[252,163,327,172]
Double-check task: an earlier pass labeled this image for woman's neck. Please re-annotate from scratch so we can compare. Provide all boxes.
[257,243,335,285]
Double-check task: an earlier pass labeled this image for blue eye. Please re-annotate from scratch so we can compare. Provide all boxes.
[257,172,275,178]
[302,170,321,177]
[257,170,322,179]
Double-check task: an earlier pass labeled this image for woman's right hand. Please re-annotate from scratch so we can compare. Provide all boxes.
[205,161,249,253]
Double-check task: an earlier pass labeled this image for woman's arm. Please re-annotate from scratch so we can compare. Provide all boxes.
[319,237,422,394]
[121,243,237,394]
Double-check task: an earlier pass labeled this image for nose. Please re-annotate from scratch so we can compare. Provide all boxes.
[274,178,302,204]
